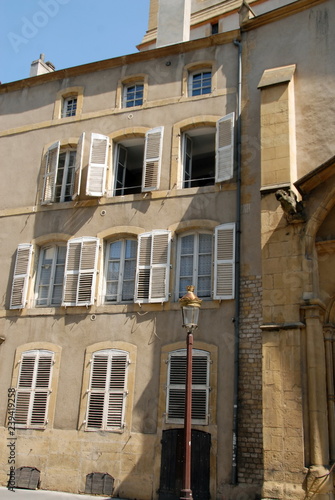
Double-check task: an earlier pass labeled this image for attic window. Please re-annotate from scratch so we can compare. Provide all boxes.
[62,96,77,117]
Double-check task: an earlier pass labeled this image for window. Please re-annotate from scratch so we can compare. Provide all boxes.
[177,232,213,299]
[10,243,33,309]
[86,349,129,431]
[123,83,144,108]
[211,23,219,35]
[182,128,216,187]
[176,223,236,301]
[63,237,99,307]
[41,134,84,204]
[104,239,137,303]
[181,113,235,188]
[15,350,54,429]
[113,127,164,196]
[135,230,171,303]
[35,244,66,306]
[62,95,77,117]
[188,70,212,97]
[166,349,210,425]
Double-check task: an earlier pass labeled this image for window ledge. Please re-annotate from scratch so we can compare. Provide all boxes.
[2,300,222,318]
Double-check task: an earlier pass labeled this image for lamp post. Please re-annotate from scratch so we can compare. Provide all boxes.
[179,286,202,500]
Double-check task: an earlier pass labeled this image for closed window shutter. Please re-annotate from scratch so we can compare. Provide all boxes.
[214,223,235,299]
[72,132,85,200]
[16,350,53,428]
[41,141,60,204]
[86,133,109,197]
[215,113,235,182]
[167,350,209,425]
[86,350,128,430]
[135,230,171,303]
[62,237,99,306]
[142,127,164,192]
[10,244,33,309]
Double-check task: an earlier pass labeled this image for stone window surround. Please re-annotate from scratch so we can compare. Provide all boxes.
[78,341,137,433]
[53,87,84,120]
[116,75,149,109]
[182,61,217,98]
[9,342,62,429]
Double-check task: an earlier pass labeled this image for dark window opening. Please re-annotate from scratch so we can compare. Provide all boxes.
[211,23,219,35]
[183,128,215,188]
[114,139,144,196]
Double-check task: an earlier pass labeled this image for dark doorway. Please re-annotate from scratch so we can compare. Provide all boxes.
[159,429,211,500]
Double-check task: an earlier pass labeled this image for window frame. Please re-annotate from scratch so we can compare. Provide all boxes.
[175,230,213,301]
[34,243,66,307]
[103,238,138,304]
[113,127,164,196]
[41,134,85,205]
[122,82,144,108]
[62,95,78,118]
[188,69,212,97]
[166,348,211,425]
[181,127,216,188]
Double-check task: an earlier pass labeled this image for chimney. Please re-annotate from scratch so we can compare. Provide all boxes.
[156,0,191,48]
[30,54,55,77]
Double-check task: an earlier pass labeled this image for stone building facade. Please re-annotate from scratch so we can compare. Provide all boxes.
[0,1,334,499]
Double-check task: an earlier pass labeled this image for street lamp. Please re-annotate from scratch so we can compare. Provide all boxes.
[179,286,202,500]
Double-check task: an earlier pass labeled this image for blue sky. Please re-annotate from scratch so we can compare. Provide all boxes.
[0,0,151,84]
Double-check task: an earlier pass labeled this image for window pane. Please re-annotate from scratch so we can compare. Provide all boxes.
[36,245,65,307]
[105,240,137,303]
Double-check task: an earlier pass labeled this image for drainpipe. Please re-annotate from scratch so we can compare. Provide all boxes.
[231,38,242,486]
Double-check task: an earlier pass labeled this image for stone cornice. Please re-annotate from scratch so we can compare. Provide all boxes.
[0,30,240,94]
[241,0,329,32]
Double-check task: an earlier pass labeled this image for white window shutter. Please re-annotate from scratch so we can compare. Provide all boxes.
[142,127,164,192]
[135,230,171,303]
[86,133,109,197]
[10,243,33,309]
[16,350,53,428]
[72,132,85,200]
[215,113,235,182]
[86,350,128,430]
[62,237,99,306]
[41,141,60,204]
[214,223,235,300]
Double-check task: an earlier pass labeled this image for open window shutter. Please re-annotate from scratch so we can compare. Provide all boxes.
[214,223,235,299]
[41,141,60,204]
[135,233,152,302]
[10,243,33,309]
[16,350,53,428]
[72,132,85,200]
[215,113,235,182]
[86,133,109,197]
[62,237,99,306]
[135,230,171,303]
[150,230,171,302]
[142,127,164,192]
